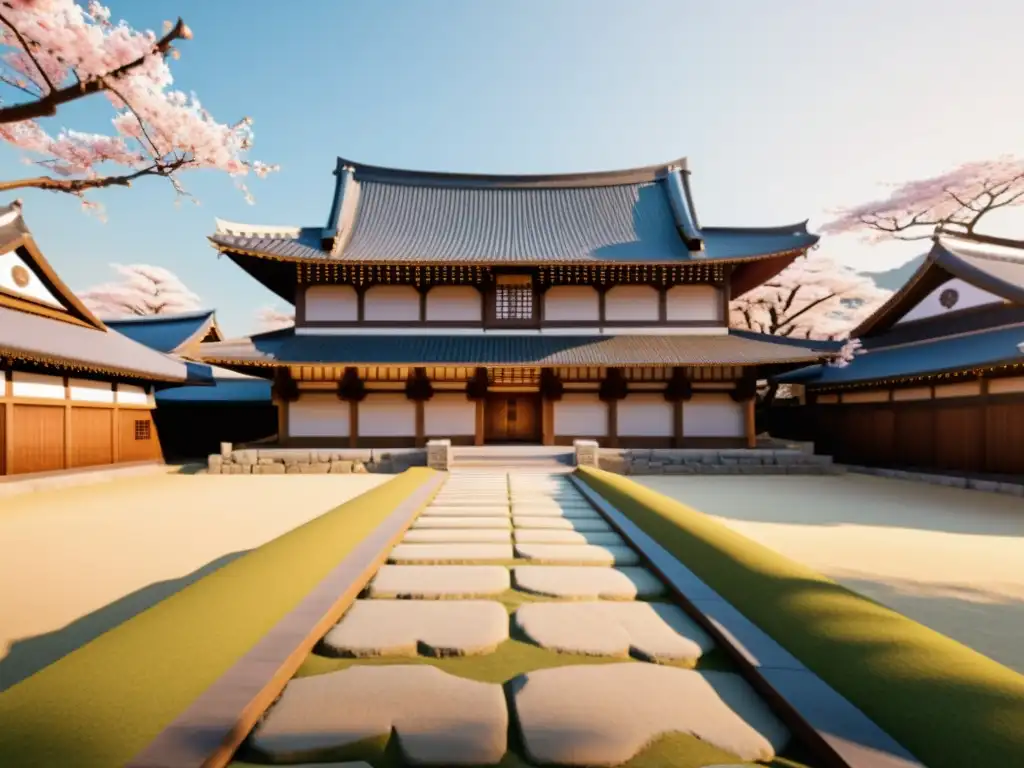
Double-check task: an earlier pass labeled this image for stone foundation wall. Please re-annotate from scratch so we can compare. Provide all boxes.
[598,448,842,475]
[847,465,1024,496]
[207,447,427,475]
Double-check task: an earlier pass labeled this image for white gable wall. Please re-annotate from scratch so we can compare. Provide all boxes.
[304,285,358,323]
[896,278,1005,324]
[0,248,63,307]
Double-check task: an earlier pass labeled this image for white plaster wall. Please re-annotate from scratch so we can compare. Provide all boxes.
[617,394,674,437]
[554,393,607,436]
[425,286,481,322]
[0,249,62,307]
[116,384,150,406]
[12,371,64,399]
[816,394,839,404]
[544,286,600,322]
[605,285,659,322]
[289,393,351,438]
[364,285,420,322]
[69,378,115,403]
[359,393,416,437]
[0,374,5,396]
[666,285,723,322]
[682,393,744,437]
[990,377,1024,395]
[934,381,982,398]
[897,279,1005,324]
[424,393,475,435]
[891,387,932,401]
[304,285,358,323]
[842,390,890,403]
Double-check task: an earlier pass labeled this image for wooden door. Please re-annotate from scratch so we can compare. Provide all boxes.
[485,395,540,442]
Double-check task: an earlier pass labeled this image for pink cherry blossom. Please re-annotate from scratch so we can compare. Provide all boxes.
[0,1,277,211]
[255,306,294,332]
[79,263,203,316]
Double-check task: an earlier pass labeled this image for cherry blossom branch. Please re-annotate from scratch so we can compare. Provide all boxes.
[0,17,191,124]
[0,155,189,193]
[0,9,55,93]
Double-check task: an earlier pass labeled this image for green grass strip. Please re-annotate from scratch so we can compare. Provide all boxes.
[0,468,436,768]
[577,466,1024,768]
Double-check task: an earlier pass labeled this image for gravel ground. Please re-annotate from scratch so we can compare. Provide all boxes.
[0,472,390,691]
[634,473,1024,674]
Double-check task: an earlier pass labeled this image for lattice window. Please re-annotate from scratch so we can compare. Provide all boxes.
[489,367,541,385]
[134,419,151,441]
[494,275,534,321]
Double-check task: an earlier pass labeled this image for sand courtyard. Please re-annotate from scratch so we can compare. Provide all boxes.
[635,473,1024,674]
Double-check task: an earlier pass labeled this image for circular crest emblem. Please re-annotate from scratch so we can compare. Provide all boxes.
[939,288,959,309]
[10,264,29,288]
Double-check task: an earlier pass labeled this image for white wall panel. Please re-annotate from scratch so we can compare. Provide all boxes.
[897,279,1004,324]
[990,377,1024,395]
[12,371,65,399]
[617,394,673,437]
[69,378,115,403]
[666,285,723,322]
[842,390,890,403]
[424,393,475,435]
[891,387,932,401]
[289,393,350,437]
[682,393,744,437]
[544,286,600,322]
[934,381,982,398]
[116,384,152,406]
[364,286,420,322]
[425,286,481,322]
[359,393,416,437]
[0,249,63,307]
[304,285,358,323]
[604,285,659,322]
[554,393,607,436]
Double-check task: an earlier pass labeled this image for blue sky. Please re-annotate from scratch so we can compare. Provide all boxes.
[3,0,1023,336]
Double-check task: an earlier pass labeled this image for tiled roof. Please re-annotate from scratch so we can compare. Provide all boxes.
[199,331,831,367]
[776,323,1024,386]
[0,305,210,382]
[104,310,217,355]
[156,378,271,403]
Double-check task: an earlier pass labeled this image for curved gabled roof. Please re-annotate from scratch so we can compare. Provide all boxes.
[207,156,819,287]
[104,310,222,356]
[852,231,1024,338]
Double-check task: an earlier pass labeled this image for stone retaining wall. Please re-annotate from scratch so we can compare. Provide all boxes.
[598,448,842,475]
[208,447,428,475]
[846,465,1024,497]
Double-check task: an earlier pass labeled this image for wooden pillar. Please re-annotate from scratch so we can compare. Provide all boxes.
[978,376,990,473]
[414,400,425,447]
[542,397,554,446]
[673,400,683,448]
[607,400,618,448]
[744,397,756,448]
[63,376,72,469]
[349,400,358,449]
[474,399,485,446]
[111,382,120,464]
[2,369,12,475]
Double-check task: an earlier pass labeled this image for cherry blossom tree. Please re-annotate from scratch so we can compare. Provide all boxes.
[0,1,276,212]
[822,156,1024,241]
[255,306,293,332]
[79,262,202,316]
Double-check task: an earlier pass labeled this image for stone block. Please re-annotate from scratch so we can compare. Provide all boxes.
[330,460,353,474]
[257,457,277,465]
[997,483,1024,497]
[220,441,232,459]
[233,449,258,465]
[352,461,368,474]
[968,478,1000,493]
[286,464,305,474]
[662,465,695,474]
[225,464,251,475]
[302,462,332,474]
[259,449,312,463]
[207,454,222,472]
[254,463,286,475]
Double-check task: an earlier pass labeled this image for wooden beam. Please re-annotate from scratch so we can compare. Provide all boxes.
[607,399,618,448]
[63,375,72,470]
[2,368,12,476]
[474,399,485,446]
[673,399,683,448]
[349,400,358,449]
[274,397,287,445]
[979,375,990,474]
[414,400,425,447]
[744,397,756,448]
[542,397,554,446]
[111,382,120,464]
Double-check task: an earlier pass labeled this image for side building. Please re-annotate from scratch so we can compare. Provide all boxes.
[104,310,275,459]
[776,231,1024,478]
[0,202,210,476]
[200,157,835,449]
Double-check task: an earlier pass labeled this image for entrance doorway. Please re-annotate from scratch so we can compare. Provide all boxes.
[484,393,541,443]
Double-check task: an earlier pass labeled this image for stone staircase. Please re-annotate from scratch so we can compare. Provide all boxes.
[450,446,575,473]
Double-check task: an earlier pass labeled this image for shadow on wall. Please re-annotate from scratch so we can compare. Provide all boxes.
[634,474,1024,538]
[0,550,249,693]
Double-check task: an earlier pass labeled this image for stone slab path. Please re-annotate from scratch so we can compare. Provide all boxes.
[253,472,795,766]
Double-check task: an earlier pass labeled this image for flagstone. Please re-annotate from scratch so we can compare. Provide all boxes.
[514,601,714,662]
[421,506,510,517]
[250,665,507,765]
[323,600,509,657]
[512,664,789,764]
[514,543,641,566]
[369,565,510,598]
[513,566,665,599]
[390,543,515,563]
[510,506,600,519]
[404,528,513,543]
[513,529,625,546]
[511,516,612,532]
[414,516,512,529]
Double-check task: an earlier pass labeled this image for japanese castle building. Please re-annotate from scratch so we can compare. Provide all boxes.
[200,157,834,449]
